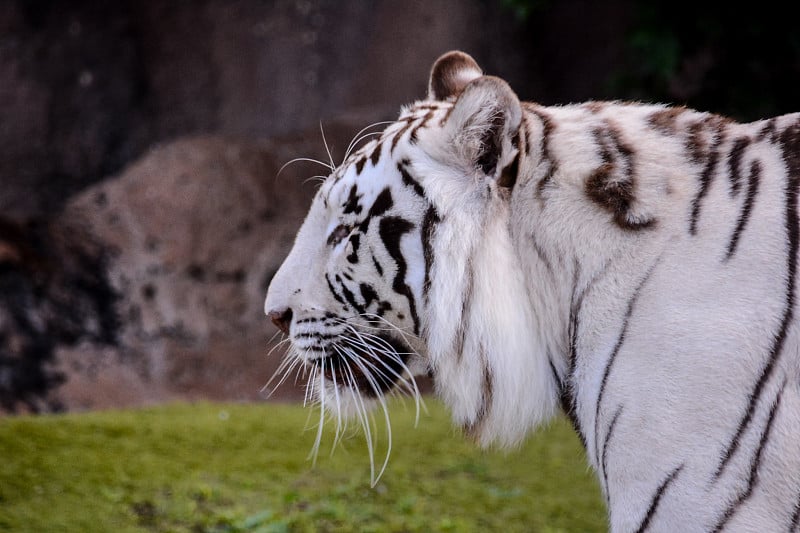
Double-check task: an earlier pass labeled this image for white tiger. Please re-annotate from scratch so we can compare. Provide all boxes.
[264,51,800,532]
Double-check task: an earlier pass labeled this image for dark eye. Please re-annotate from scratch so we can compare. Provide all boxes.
[327,224,352,246]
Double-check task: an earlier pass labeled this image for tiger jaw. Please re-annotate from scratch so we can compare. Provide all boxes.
[299,329,416,399]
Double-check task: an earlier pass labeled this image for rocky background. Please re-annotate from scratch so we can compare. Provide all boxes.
[1,0,797,412]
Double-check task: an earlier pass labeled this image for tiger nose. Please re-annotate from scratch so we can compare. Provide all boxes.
[267,307,293,335]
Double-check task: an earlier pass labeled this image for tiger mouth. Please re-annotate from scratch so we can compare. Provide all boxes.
[309,333,411,398]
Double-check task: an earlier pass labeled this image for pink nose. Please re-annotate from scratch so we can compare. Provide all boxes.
[267,308,292,334]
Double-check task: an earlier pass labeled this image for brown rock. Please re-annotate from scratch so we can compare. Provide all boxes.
[54,135,321,410]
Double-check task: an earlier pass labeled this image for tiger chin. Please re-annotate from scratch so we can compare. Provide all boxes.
[265,50,800,531]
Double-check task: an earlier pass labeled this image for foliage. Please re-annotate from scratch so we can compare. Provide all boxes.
[499,0,551,22]
[501,0,800,121]
[615,1,800,121]
[0,400,604,532]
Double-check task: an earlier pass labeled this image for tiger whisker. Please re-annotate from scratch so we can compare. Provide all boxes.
[340,347,380,487]
[341,333,420,401]
[332,313,417,335]
[329,354,346,453]
[338,344,393,486]
[359,312,419,343]
[343,134,381,162]
[266,335,292,358]
[308,362,326,467]
[261,338,300,394]
[266,328,283,345]
[304,362,318,408]
[303,175,329,185]
[345,336,424,427]
[334,345,378,483]
[261,357,306,397]
[340,317,427,423]
[261,349,305,397]
[343,121,395,162]
[343,328,421,388]
[276,157,334,179]
[319,121,336,170]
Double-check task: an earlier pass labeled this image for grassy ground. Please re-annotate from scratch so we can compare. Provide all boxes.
[0,399,605,532]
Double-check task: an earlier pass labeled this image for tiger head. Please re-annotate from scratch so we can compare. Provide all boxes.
[265,52,558,453]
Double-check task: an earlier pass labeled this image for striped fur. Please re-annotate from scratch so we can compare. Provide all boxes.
[265,51,800,530]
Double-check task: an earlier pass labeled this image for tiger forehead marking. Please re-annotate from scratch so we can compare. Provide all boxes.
[265,50,800,529]
[337,102,451,183]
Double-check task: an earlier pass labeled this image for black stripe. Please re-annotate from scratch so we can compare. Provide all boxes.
[367,187,393,218]
[725,159,761,260]
[594,258,660,464]
[355,156,367,175]
[409,110,434,144]
[325,273,346,306]
[343,184,362,215]
[789,492,800,532]
[421,205,440,299]
[585,124,654,230]
[413,103,444,111]
[689,120,726,235]
[359,283,378,309]
[531,234,555,278]
[601,405,623,502]
[712,382,784,533]
[520,115,532,157]
[378,216,419,334]
[452,259,474,363]
[756,118,777,142]
[346,233,361,264]
[497,151,519,189]
[356,188,394,237]
[634,464,684,533]
[371,254,384,277]
[714,136,799,480]
[398,161,426,197]
[727,136,751,196]
[465,346,493,438]
[337,275,364,314]
[565,261,587,449]
[548,352,585,449]
[369,141,383,167]
[647,107,685,135]
[295,331,340,340]
[548,356,563,395]
[525,106,558,201]
[390,120,413,154]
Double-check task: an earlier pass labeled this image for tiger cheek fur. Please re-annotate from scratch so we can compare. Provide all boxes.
[266,50,800,531]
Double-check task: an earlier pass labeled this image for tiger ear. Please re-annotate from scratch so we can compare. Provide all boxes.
[442,76,522,180]
[428,51,483,101]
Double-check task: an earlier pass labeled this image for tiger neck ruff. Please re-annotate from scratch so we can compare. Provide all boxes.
[265,50,800,532]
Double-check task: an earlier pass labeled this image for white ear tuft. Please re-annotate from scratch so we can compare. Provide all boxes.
[428,51,483,101]
[442,76,522,180]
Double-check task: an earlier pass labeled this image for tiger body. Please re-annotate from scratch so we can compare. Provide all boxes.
[265,52,800,532]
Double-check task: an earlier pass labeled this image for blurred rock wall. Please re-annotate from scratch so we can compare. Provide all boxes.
[0,0,553,221]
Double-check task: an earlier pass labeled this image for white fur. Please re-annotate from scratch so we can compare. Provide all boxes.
[266,52,800,531]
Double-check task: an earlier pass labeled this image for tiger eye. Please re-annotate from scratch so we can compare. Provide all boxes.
[327,224,352,246]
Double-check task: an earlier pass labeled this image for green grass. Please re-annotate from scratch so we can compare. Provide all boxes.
[0,399,605,532]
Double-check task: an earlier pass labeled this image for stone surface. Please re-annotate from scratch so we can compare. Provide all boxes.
[54,135,319,410]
